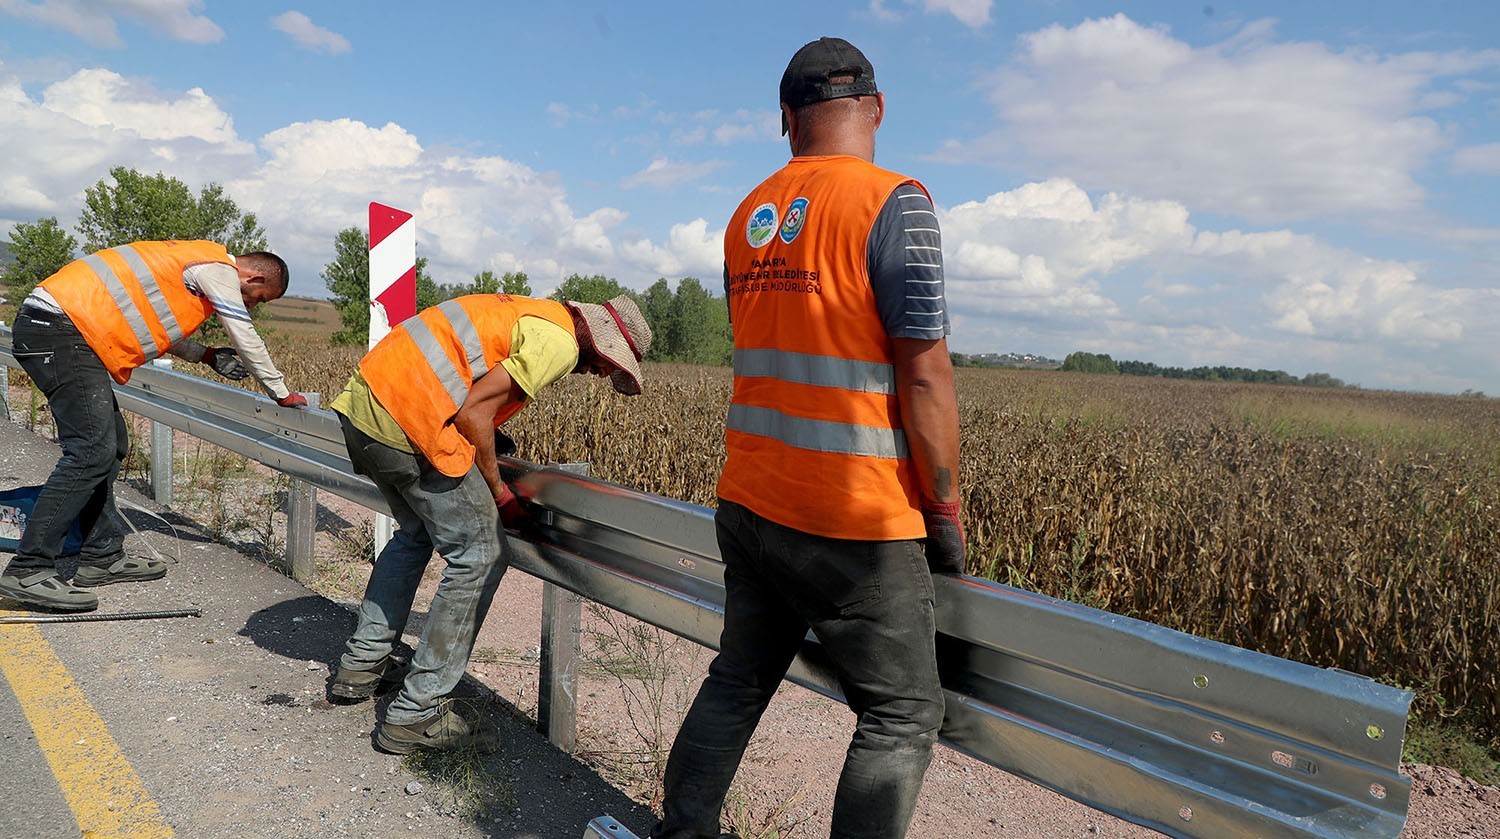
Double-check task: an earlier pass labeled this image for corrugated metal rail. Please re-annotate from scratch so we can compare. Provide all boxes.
[0,328,1411,838]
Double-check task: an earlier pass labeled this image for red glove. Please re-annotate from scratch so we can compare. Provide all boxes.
[920,498,966,575]
[495,482,531,531]
[277,393,309,409]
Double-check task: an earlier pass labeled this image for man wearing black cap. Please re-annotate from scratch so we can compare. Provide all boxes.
[653,37,964,839]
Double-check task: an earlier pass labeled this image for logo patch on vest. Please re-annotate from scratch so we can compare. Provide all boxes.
[779,197,809,244]
[746,202,778,248]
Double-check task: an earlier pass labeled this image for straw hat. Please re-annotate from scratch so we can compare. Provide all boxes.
[566,294,653,395]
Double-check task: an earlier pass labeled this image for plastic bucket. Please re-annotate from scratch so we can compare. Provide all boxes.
[0,486,84,554]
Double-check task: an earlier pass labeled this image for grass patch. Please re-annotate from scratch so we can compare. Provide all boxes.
[1229,394,1473,454]
[400,702,515,821]
[1404,718,1500,785]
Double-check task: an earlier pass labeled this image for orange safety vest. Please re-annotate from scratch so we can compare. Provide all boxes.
[360,295,576,477]
[39,241,230,383]
[717,155,928,541]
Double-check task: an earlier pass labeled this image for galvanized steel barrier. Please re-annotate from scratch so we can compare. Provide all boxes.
[0,328,1412,838]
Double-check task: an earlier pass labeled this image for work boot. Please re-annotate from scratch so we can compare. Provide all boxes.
[375,700,496,755]
[330,657,408,702]
[72,555,168,587]
[0,570,99,612]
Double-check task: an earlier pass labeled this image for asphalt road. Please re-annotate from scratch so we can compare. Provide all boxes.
[0,418,653,839]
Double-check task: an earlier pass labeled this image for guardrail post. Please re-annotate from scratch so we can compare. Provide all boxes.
[0,320,9,422]
[150,421,173,506]
[537,461,588,752]
[148,359,174,506]
[285,393,320,583]
[287,478,317,583]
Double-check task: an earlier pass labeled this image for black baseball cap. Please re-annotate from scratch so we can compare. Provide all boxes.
[779,37,878,135]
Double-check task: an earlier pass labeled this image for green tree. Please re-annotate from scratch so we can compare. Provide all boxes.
[500,271,532,296]
[1061,351,1119,375]
[76,166,267,253]
[669,277,731,365]
[414,256,442,311]
[548,273,629,304]
[4,217,77,298]
[640,278,676,361]
[323,227,371,345]
[467,270,501,295]
[440,269,531,299]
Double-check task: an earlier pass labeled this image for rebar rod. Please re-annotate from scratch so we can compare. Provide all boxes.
[0,608,202,625]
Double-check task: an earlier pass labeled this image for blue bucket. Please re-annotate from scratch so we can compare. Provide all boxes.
[0,486,85,555]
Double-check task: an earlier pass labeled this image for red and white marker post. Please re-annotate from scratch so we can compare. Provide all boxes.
[368,202,417,556]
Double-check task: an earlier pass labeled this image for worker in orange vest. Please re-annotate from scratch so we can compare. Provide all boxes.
[1,241,307,613]
[326,292,652,754]
[654,38,964,839]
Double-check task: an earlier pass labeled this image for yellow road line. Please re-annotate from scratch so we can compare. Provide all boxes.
[0,620,173,838]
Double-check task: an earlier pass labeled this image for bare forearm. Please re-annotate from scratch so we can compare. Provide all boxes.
[455,409,505,501]
[893,338,961,503]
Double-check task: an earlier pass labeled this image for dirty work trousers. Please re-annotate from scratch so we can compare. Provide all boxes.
[655,499,945,839]
[6,305,130,575]
[337,415,510,725]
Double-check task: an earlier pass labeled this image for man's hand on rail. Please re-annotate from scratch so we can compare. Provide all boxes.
[277,393,309,409]
[921,498,966,575]
[495,481,532,532]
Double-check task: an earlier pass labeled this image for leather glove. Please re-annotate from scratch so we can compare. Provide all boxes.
[921,498,966,575]
[495,481,531,531]
[204,347,250,380]
[277,393,309,409]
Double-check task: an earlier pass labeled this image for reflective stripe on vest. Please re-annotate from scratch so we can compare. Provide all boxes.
[732,347,895,394]
[81,245,186,350]
[402,300,492,408]
[726,403,908,459]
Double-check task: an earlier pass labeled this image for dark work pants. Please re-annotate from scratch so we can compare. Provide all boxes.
[655,500,945,839]
[6,307,130,574]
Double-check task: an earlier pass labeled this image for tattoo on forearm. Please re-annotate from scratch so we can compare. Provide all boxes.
[934,467,953,500]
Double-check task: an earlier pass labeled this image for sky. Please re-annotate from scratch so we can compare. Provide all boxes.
[0,1,1497,395]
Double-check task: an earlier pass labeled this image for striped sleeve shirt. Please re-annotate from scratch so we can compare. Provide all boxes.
[868,183,948,340]
[173,261,291,400]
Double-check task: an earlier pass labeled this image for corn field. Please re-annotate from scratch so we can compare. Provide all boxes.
[281,339,1500,739]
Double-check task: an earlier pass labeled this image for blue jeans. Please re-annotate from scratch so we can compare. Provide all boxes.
[655,500,944,839]
[337,415,510,725]
[6,307,129,574]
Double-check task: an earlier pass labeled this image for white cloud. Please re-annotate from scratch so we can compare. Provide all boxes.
[43,68,243,145]
[270,11,351,55]
[937,177,1496,391]
[662,108,779,147]
[941,178,1191,319]
[0,0,222,47]
[941,14,1498,223]
[1453,142,1500,174]
[924,0,990,29]
[0,60,718,299]
[867,0,991,29]
[618,218,723,279]
[621,158,728,190]
[0,63,255,226]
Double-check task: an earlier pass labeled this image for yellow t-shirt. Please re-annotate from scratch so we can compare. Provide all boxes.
[330,315,580,452]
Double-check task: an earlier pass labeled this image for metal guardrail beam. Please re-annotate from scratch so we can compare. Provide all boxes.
[1,329,1412,838]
